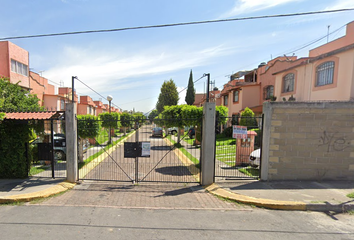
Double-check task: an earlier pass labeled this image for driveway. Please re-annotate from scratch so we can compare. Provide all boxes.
[37,180,247,210]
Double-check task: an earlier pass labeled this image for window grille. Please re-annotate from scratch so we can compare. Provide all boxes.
[316,61,334,86]
[283,73,294,93]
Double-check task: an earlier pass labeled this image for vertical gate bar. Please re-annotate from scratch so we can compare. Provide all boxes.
[77,119,79,179]
[259,114,264,179]
[135,119,139,183]
[51,119,55,178]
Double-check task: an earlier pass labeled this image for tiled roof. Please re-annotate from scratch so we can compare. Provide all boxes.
[3,111,64,120]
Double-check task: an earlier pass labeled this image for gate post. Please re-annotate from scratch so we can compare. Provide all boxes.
[66,103,78,183]
[201,102,216,186]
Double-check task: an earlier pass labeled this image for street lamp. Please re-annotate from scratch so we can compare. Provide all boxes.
[107,95,113,144]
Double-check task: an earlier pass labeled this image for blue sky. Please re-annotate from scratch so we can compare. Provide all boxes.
[1,0,354,113]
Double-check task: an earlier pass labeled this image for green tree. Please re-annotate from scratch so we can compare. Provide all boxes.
[99,112,121,130]
[120,112,133,135]
[77,115,100,139]
[133,112,146,126]
[185,70,195,105]
[148,109,158,122]
[156,79,179,113]
[239,107,258,128]
[0,77,42,178]
[0,77,42,111]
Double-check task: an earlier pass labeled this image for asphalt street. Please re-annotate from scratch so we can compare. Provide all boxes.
[0,205,353,240]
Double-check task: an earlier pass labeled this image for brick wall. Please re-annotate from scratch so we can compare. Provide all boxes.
[262,101,354,181]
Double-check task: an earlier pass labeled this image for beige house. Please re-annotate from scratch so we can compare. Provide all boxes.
[273,21,354,102]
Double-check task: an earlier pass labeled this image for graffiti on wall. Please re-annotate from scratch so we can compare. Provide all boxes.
[318,131,351,152]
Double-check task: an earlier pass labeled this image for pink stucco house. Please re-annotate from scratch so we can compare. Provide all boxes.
[78,96,96,116]
[94,100,107,115]
[218,20,354,118]
[29,71,55,107]
[273,21,354,102]
[219,70,260,120]
[0,41,30,89]
[193,89,221,107]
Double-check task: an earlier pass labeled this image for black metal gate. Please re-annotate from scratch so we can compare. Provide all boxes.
[214,114,263,180]
[78,117,201,183]
[30,119,67,179]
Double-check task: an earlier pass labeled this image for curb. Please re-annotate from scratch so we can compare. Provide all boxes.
[205,183,307,211]
[0,181,76,204]
[204,183,354,212]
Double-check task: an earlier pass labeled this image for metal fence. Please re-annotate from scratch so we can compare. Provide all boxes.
[78,118,201,183]
[29,119,67,179]
[214,115,263,180]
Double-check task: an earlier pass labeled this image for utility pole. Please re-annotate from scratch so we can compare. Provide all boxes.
[205,73,210,102]
[71,76,77,103]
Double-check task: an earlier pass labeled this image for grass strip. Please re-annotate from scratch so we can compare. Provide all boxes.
[79,133,132,169]
[347,192,354,198]
[29,165,49,176]
[238,166,259,178]
[167,136,200,167]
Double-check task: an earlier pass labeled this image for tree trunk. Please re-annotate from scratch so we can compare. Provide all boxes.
[78,138,84,163]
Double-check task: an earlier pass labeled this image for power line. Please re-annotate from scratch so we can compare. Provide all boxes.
[213,23,349,90]
[282,24,347,55]
[75,77,122,110]
[1,8,353,41]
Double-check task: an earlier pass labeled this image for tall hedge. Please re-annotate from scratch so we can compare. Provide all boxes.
[77,115,100,139]
[99,112,121,129]
[0,121,32,178]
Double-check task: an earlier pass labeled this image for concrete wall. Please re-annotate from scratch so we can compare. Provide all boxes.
[262,101,354,181]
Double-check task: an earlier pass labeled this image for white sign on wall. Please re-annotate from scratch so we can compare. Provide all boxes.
[232,125,247,139]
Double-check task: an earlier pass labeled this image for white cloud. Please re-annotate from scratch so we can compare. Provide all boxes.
[220,0,301,18]
[44,43,235,95]
[325,0,354,10]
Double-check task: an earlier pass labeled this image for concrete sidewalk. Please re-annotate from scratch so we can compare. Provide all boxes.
[207,179,354,212]
[0,178,75,203]
[1,177,353,212]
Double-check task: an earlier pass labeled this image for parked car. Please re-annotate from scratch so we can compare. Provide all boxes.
[167,127,178,135]
[31,135,67,160]
[249,148,261,168]
[152,127,163,137]
[53,136,66,160]
[188,128,195,139]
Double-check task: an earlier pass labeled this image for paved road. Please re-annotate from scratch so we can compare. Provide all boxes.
[37,180,243,210]
[0,205,353,240]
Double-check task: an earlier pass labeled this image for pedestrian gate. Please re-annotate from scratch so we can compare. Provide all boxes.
[214,115,263,180]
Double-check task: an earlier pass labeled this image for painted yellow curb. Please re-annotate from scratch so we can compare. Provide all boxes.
[0,181,76,203]
[164,137,200,182]
[204,183,307,210]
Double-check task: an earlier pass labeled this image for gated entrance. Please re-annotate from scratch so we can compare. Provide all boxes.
[78,118,201,183]
[214,114,263,180]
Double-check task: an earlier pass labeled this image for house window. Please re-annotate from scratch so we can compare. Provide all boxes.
[224,95,228,106]
[233,90,239,102]
[264,85,274,100]
[282,73,294,93]
[60,100,65,110]
[10,59,28,76]
[316,61,334,87]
